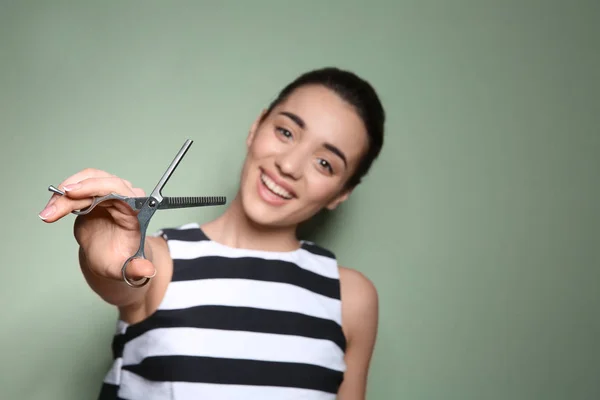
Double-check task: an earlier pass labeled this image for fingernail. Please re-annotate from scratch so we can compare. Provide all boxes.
[143,270,157,279]
[63,183,81,191]
[39,205,55,220]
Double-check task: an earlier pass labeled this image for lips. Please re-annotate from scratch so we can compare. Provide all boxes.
[259,169,297,199]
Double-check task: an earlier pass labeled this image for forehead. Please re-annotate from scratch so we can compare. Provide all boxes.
[272,85,369,162]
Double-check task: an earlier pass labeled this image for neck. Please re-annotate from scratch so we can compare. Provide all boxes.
[201,192,300,252]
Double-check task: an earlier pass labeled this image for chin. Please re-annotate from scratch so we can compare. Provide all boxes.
[240,191,295,229]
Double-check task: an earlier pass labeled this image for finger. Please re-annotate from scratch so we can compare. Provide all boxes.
[56,168,115,192]
[61,176,136,200]
[122,258,156,281]
[40,168,116,218]
[131,187,146,197]
[40,177,134,223]
[39,197,94,222]
[41,191,62,211]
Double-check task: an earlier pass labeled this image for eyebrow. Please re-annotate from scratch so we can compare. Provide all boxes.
[279,111,306,129]
[324,143,347,167]
[279,111,347,167]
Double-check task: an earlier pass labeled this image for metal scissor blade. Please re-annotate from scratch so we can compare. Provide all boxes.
[159,196,227,209]
[147,139,193,203]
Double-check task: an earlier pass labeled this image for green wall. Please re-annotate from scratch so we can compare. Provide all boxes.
[1,1,598,399]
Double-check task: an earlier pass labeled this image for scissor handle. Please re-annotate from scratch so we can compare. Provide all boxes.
[72,193,130,215]
[47,186,131,216]
[121,251,151,287]
[121,195,160,287]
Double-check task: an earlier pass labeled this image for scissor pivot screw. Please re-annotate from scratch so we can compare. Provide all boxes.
[149,199,157,207]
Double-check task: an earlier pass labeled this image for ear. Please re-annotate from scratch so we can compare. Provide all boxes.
[247,109,268,148]
[325,188,352,210]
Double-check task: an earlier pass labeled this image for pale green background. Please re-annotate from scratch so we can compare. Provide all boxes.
[1,1,598,399]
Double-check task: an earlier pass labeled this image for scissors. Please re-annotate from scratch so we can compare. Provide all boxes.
[48,139,226,287]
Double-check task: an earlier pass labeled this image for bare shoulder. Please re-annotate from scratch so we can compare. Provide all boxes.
[336,266,379,399]
[339,266,378,295]
[338,266,379,342]
[339,267,379,317]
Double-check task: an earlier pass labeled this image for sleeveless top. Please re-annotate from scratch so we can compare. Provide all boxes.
[97,222,347,400]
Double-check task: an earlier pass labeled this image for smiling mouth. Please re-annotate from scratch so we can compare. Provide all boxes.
[260,172,294,200]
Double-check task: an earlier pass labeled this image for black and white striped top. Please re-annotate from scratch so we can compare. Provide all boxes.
[98,222,347,399]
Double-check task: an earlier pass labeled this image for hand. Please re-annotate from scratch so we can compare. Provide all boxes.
[40,168,156,282]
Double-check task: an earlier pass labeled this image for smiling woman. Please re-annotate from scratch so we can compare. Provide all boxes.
[40,67,386,400]
[237,82,375,231]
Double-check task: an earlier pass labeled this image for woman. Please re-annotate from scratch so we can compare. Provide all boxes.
[39,67,385,400]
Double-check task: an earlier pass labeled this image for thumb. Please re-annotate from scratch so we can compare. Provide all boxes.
[123,258,156,281]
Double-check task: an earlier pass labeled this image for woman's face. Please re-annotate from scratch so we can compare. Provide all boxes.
[238,84,369,228]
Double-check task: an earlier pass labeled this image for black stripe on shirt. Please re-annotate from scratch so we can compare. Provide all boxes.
[157,227,208,242]
[111,305,346,359]
[301,241,336,259]
[158,227,337,261]
[172,256,340,299]
[122,355,344,394]
[96,382,121,400]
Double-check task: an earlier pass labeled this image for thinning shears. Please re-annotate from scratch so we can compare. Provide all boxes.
[48,139,226,287]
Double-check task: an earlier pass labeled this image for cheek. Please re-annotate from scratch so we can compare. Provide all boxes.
[249,130,280,159]
[305,174,341,202]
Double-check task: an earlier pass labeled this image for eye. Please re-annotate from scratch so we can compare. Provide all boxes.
[275,127,293,140]
[317,158,334,174]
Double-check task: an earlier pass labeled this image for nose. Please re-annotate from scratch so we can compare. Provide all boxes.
[275,147,305,180]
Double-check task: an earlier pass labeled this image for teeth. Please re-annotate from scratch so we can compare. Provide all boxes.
[261,173,293,199]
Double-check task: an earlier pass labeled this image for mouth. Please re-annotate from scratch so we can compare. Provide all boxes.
[260,171,295,200]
